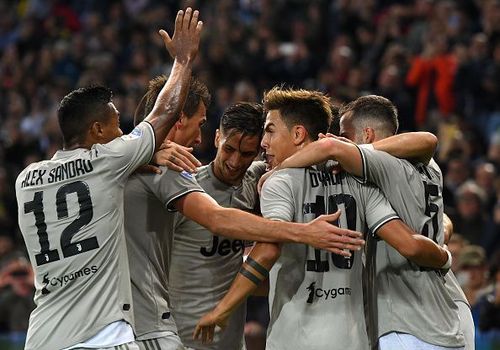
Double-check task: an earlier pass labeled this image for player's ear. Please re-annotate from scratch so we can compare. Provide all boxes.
[176,113,187,130]
[292,125,307,145]
[363,127,375,144]
[90,121,104,138]
[214,129,221,148]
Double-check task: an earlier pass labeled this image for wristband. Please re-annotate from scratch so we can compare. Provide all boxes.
[441,249,452,270]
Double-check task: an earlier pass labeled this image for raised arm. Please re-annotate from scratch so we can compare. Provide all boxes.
[193,243,281,344]
[175,192,364,255]
[144,8,203,150]
[371,132,437,164]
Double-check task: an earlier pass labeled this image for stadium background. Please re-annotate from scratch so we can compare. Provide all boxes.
[0,0,499,349]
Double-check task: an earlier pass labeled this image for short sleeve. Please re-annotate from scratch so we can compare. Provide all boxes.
[146,167,204,212]
[94,121,155,182]
[361,183,399,234]
[260,171,295,222]
[358,145,408,194]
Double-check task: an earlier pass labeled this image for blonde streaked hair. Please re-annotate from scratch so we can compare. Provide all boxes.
[263,86,332,140]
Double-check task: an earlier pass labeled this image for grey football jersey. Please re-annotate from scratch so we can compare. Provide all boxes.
[15,122,155,350]
[358,146,465,347]
[261,166,399,350]
[169,161,266,350]
[124,167,204,339]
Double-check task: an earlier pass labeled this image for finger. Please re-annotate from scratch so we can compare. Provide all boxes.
[193,325,201,340]
[202,327,209,344]
[177,147,201,166]
[190,10,199,31]
[325,247,352,257]
[172,152,197,172]
[320,210,341,222]
[209,325,215,343]
[196,20,203,34]
[145,165,162,175]
[183,7,193,31]
[318,133,326,139]
[172,156,195,173]
[175,10,184,34]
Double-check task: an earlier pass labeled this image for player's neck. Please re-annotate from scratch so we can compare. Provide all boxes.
[63,140,93,151]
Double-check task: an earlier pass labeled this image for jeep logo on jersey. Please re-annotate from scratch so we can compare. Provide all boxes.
[200,236,244,257]
[40,265,99,294]
[306,282,352,304]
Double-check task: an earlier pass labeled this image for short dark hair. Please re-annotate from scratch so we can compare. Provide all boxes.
[220,102,264,139]
[134,76,211,125]
[58,86,113,147]
[263,86,331,140]
[339,95,398,137]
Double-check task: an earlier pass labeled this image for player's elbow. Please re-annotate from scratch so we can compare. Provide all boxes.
[320,137,339,158]
[420,132,438,162]
[205,207,227,234]
[258,243,282,265]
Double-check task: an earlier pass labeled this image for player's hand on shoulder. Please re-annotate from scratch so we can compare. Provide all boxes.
[305,210,365,256]
[193,310,228,344]
[158,7,203,62]
[153,140,201,173]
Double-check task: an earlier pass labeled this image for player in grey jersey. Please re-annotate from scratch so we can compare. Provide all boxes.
[195,88,451,350]
[127,88,363,349]
[276,95,468,349]
[15,8,203,350]
[169,102,266,350]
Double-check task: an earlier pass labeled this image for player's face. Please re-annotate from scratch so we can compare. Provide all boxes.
[261,110,295,169]
[339,111,362,144]
[100,102,123,144]
[175,102,207,147]
[213,130,261,185]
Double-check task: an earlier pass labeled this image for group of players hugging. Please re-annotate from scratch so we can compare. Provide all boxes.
[15,7,473,350]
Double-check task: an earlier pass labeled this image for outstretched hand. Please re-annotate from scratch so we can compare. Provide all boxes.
[304,210,364,256]
[159,7,203,62]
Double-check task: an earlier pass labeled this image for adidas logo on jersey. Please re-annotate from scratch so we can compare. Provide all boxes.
[306,282,352,304]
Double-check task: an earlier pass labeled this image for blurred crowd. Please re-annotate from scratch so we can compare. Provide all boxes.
[0,0,499,347]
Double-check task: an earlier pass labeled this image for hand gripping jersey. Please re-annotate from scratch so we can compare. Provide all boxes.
[357,146,465,348]
[16,122,155,350]
[124,166,204,340]
[261,166,398,350]
[169,161,266,350]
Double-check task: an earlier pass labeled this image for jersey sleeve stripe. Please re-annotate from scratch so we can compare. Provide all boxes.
[370,215,400,234]
[142,121,156,163]
[354,144,368,184]
[166,189,205,212]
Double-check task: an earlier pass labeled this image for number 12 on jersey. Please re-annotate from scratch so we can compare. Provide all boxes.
[24,181,99,266]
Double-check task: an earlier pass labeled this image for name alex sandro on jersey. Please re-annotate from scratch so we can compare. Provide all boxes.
[21,159,94,188]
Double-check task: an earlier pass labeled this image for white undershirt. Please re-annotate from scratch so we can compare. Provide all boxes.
[63,320,134,349]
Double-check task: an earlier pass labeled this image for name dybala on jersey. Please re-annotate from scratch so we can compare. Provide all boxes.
[260,166,399,350]
[15,122,155,350]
